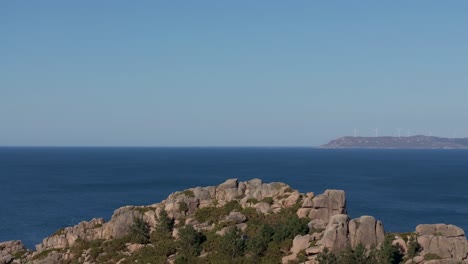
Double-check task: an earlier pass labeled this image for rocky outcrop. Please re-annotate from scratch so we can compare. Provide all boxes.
[298,190,346,230]
[36,218,105,252]
[416,224,468,262]
[3,179,468,264]
[317,214,350,252]
[0,241,26,264]
[349,215,385,248]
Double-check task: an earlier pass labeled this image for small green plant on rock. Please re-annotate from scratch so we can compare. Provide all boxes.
[406,234,421,259]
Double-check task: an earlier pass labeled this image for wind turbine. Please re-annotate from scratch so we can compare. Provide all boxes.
[353,128,359,137]
[396,128,402,138]
[372,128,379,137]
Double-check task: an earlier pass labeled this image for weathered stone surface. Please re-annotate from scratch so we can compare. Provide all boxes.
[127,243,144,254]
[36,218,105,252]
[306,245,324,255]
[283,191,301,207]
[297,208,311,218]
[290,234,312,255]
[348,215,385,248]
[317,214,350,252]
[255,202,271,214]
[0,255,13,264]
[392,236,407,253]
[416,224,468,262]
[102,207,140,240]
[416,224,465,237]
[308,190,346,223]
[224,211,247,224]
[0,240,26,258]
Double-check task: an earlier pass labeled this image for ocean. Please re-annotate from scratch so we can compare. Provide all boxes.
[1,147,467,249]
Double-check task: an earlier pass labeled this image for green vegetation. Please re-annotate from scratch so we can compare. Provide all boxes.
[424,253,441,260]
[182,190,195,197]
[134,206,154,214]
[130,216,150,244]
[12,249,28,259]
[32,249,60,261]
[246,198,259,204]
[194,200,243,224]
[406,234,421,260]
[178,201,189,213]
[261,196,274,205]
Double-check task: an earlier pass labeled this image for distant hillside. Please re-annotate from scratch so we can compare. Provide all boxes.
[321,135,468,149]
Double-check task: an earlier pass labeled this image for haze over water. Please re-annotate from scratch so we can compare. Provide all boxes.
[1,147,467,248]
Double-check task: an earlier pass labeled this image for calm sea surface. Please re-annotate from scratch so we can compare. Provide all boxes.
[1,147,467,248]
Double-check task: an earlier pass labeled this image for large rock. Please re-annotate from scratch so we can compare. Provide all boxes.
[416,224,465,237]
[0,240,26,264]
[349,215,385,248]
[308,190,346,223]
[36,218,105,252]
[281,234,312,264]
[416,224,468,261]
[102,207,141,240]
[317,214,350,252]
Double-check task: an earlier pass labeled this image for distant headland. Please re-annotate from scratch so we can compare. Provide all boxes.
[321,135,468,149]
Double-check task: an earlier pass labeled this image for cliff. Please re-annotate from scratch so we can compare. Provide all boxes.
[321,135,468,149]
[1,179,467,264]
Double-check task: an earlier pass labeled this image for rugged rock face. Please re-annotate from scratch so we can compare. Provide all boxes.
[2,179,468,264]
[0,240,26,264]
[416,224,468,262]
[349,215,385,248]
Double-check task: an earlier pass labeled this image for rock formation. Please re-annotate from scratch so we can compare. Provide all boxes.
[1,179,467,264]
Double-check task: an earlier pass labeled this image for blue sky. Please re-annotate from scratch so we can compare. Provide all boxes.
[1,1,467,146]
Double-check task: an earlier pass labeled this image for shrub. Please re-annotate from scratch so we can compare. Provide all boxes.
[272,215,309,242]
[177,225,206,259]
[406,234,421,259]
[246,198,259,204]
[316,247,338,264]
[247,224,274,257]
[178,201,189,213]
[424,253,441,260]
[182,190,195,197]
[134,206,153,214]
[130,217,150,244]
[261,197,274,205]
[217,227,246,258]
[194,201,242,224]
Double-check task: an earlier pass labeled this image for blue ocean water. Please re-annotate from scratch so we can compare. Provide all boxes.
[1,147,468,249]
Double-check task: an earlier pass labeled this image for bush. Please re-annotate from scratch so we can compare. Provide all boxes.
[177,225,206,259]
[130,217,150,244]
[153,209,174,239]
[182,190,195,197]
[406,234,421,259]
[217,227,246,258]
[246,198,259,204]
[247,224,274,257]
[178,201,189,213]
[424,253,441,260]
[194,201,242,224]
[272,215,309,242]
[261,197,274,205]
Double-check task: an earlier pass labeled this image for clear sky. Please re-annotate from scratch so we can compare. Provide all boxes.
[1,1,467,146]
